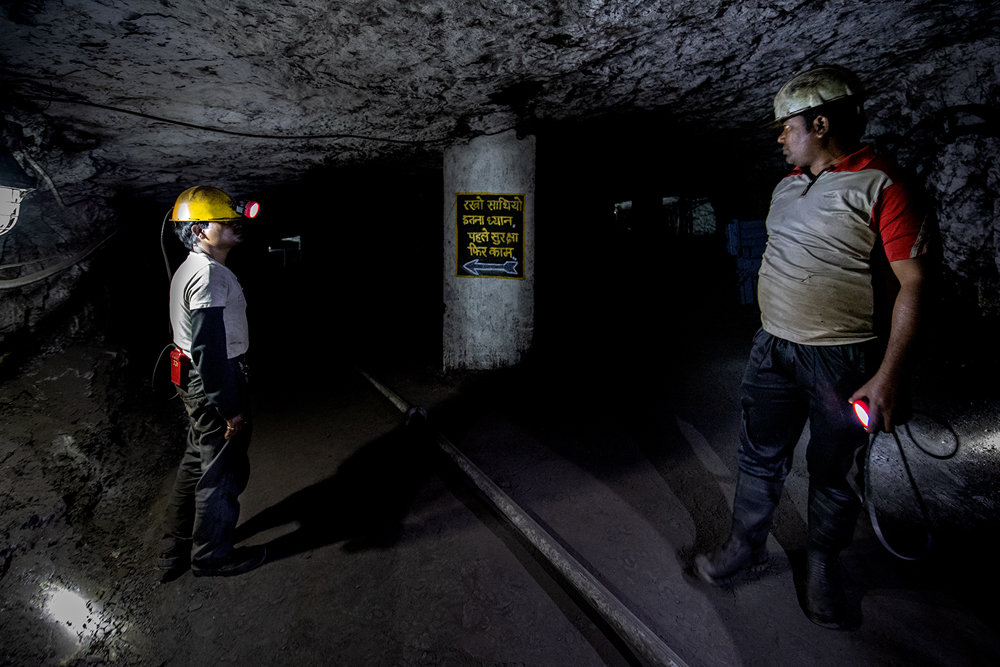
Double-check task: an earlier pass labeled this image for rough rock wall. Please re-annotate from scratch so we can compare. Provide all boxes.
[0,0,999,341]
[864,43,1000,318]
[3,0,998,197]
[0,183,119,363]
[924,136,1000,316]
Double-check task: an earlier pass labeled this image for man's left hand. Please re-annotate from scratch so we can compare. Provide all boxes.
[850,374,911,434]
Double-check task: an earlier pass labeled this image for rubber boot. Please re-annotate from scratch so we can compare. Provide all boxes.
[696,471,783,584]
[804,484,861,628]
[157,537,192,583]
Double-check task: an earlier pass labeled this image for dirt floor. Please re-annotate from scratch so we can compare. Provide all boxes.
[1,307,999,666]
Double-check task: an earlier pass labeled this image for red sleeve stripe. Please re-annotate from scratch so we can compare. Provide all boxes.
[872,180,929,262]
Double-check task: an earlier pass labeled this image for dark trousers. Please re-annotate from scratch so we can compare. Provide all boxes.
[160,360,251,566]
[738,329,875,552]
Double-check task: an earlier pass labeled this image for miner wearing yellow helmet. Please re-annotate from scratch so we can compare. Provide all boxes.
[158,185,266,580]
[695,66,932,628]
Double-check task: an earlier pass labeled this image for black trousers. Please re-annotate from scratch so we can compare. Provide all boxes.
[737,329,876,550]
[160,358,252,566]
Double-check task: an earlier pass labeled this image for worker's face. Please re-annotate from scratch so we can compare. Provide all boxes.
[777,115,822,168]
[195,220,244,249]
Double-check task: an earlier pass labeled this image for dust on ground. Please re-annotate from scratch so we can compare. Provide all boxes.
[0,335,185,667]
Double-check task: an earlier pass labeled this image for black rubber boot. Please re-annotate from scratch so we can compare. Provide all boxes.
[696,471,783,584]
[805,550,845,628]
[804,485,861,628]
[192,545,267,578]
[157,538,192,583]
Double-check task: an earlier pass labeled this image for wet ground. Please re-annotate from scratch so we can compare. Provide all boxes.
[2,304,999,666]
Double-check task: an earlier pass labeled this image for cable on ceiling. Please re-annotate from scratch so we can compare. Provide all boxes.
[0,228,119,289]
[16,92,458,145]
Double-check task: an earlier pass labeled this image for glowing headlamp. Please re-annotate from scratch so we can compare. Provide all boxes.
[853,400,870,429]
[235,200,260,219]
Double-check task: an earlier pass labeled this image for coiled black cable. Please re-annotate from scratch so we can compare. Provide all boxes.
[864,411,959,560]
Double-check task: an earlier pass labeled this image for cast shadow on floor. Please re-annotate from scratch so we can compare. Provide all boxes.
[234,409,437,560]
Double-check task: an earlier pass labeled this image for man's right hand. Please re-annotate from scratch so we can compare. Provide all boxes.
[225,412,246,440]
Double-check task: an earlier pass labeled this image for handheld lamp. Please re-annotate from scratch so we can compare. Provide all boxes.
[853,400,870,428]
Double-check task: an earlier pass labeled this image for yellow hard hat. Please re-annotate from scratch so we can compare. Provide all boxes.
[170,186,259,222]
[771,65,864,127]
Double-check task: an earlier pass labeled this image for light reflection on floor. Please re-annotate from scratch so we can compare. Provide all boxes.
[42,582,117,650]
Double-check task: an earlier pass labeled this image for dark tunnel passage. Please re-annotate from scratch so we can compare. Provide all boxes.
[3,112,1000,666]
[106,112,770,381]
[137,112,781,375]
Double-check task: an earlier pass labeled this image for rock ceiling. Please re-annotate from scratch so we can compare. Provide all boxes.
[1,0,999,204]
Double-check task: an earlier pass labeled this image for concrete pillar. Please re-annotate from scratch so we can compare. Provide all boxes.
[443,130,535,370]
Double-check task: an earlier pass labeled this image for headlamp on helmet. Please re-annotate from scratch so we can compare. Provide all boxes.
[235,200,260,219]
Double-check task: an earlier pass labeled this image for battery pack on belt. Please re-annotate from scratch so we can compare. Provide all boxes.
[170,348,190,386]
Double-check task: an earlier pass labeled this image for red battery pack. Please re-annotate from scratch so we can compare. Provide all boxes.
[170,348,190,386]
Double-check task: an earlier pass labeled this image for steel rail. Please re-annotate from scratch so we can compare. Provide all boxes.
[358,368,690,667]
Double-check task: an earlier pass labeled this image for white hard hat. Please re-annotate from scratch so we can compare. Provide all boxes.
[771,65,864,127]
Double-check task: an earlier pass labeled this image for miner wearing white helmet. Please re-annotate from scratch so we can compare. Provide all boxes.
[695,66,932,628]
[157,185,266,580]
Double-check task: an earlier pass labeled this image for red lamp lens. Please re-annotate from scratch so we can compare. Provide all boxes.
[244,201,260,218]
[853,400,869,428]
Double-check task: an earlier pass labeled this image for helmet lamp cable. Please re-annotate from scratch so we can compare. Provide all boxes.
[151,208,178,395]
[160,208,174,285]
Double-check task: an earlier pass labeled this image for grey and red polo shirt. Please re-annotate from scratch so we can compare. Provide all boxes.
[758,145,930,346]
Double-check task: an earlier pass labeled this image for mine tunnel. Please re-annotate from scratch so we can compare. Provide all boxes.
[1,2,999,666]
